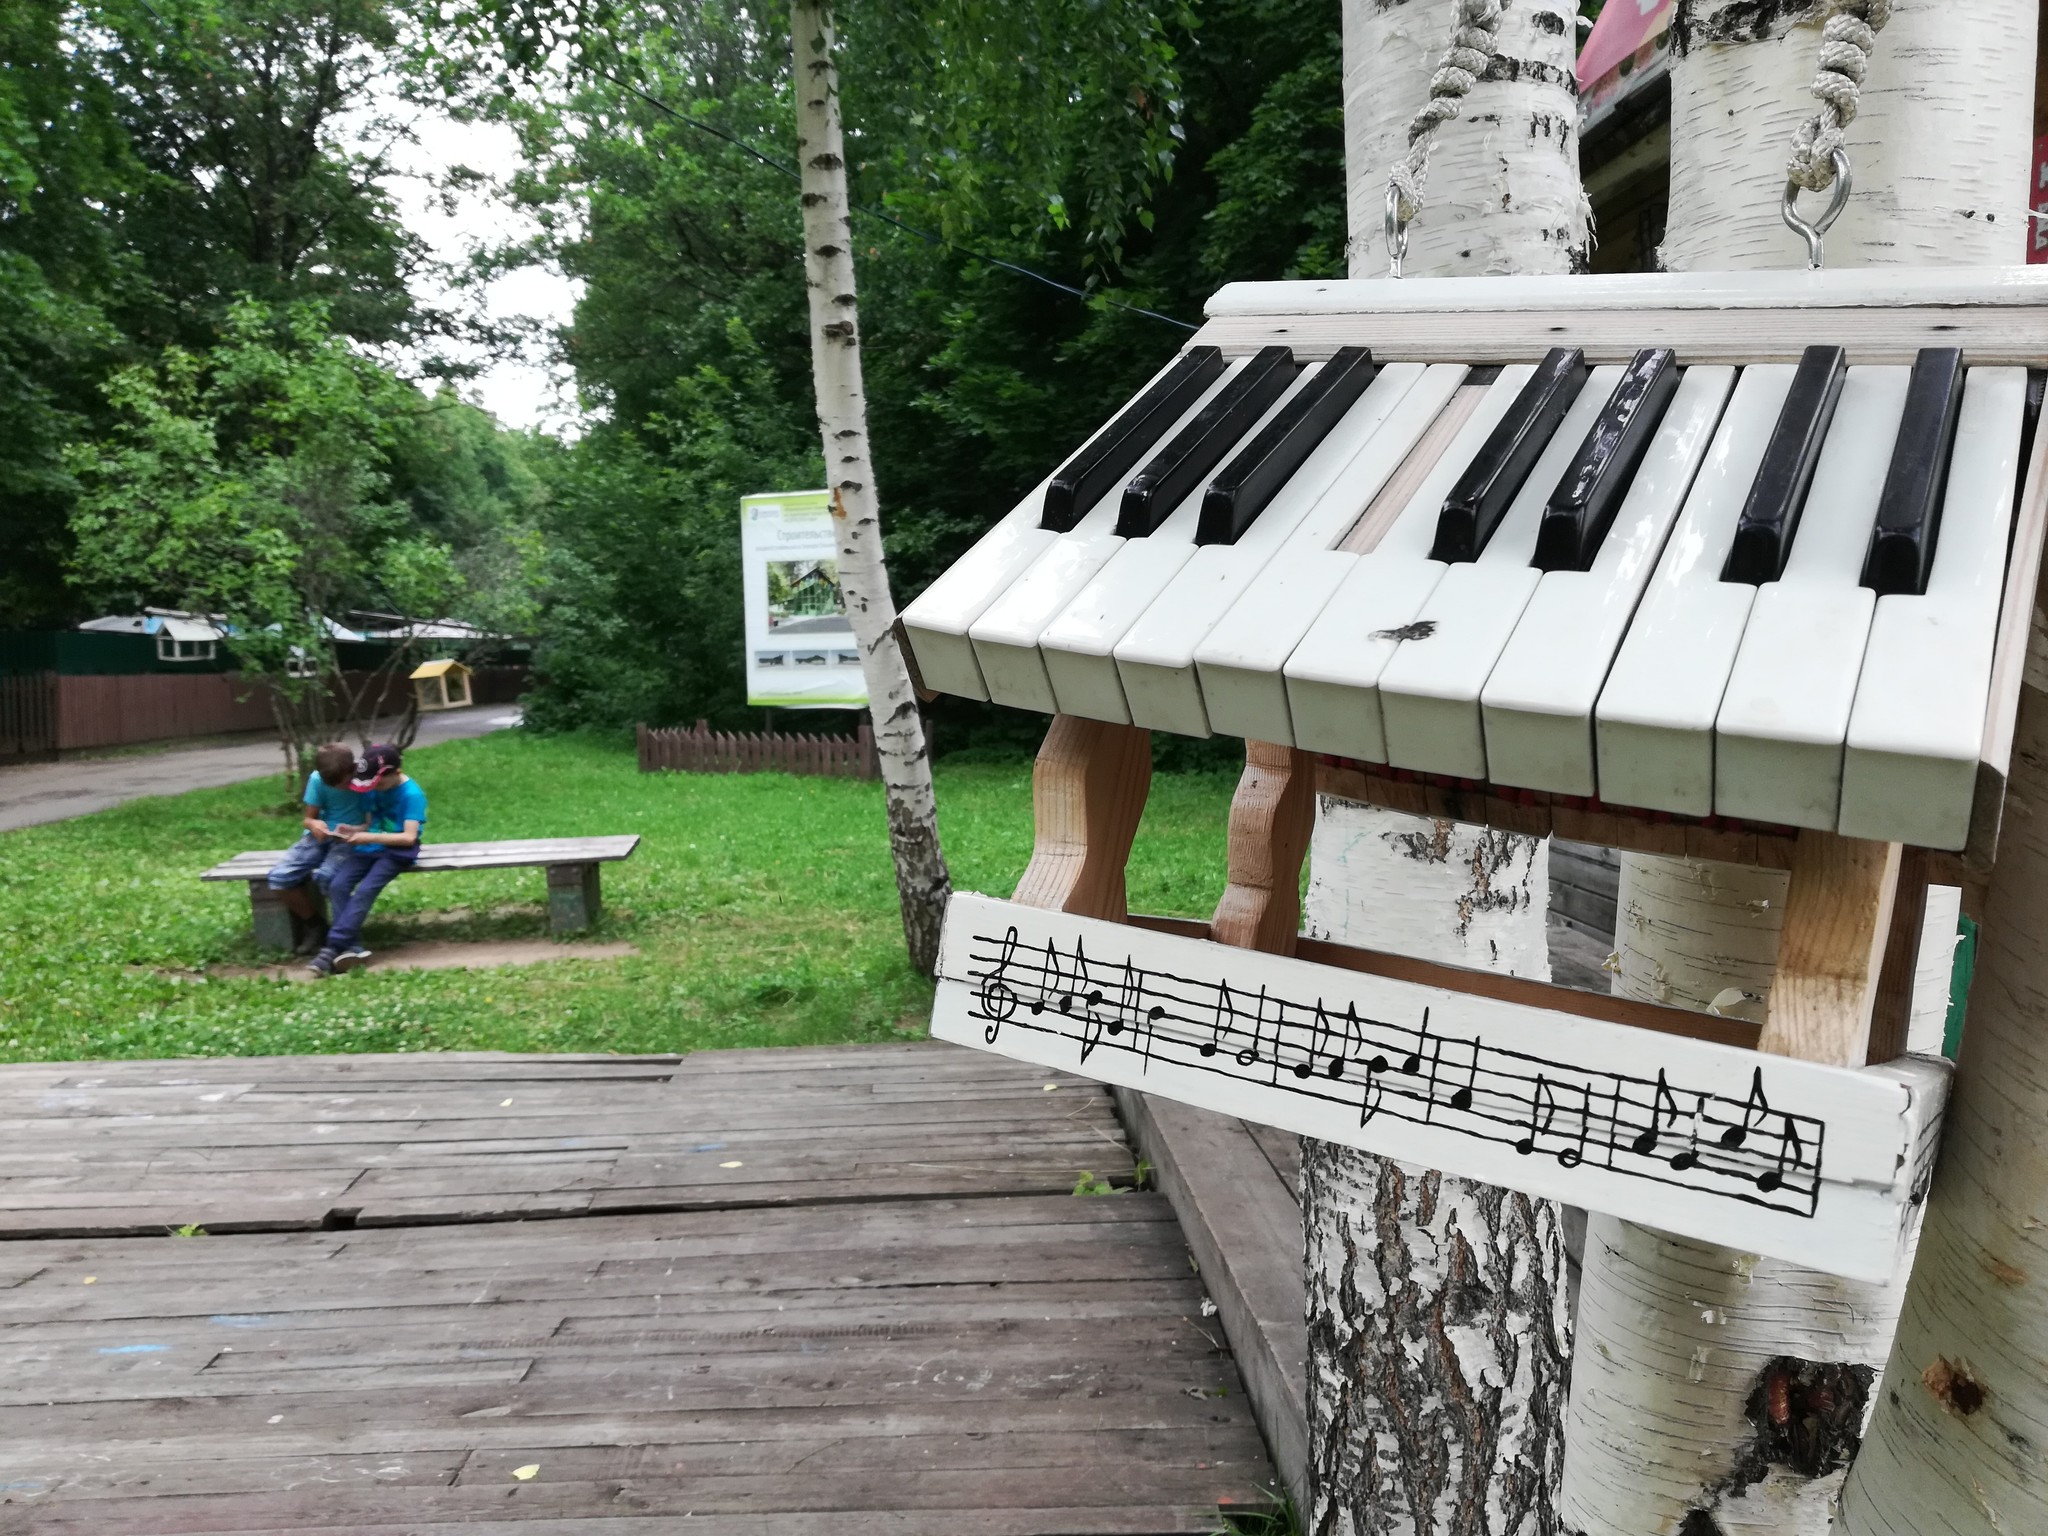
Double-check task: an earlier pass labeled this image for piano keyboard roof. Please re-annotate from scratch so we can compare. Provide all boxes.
[900,269,2048,854]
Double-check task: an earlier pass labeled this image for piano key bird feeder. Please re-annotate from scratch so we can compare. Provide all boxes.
[903,268,2048,1283]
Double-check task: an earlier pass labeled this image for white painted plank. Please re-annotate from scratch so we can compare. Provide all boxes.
[1481,366,1737,796]
[899,350,1221,701]
[1193,366,1519,748]
[1204,267,2048,318]
[1110,364,1448,738]
[1715,367,1909,829]
[1595,366,1794,815]
[1378,366,1624,777]
[1839,369,2029,848]
[934,893,1947,1282]
[966,358,1259,712]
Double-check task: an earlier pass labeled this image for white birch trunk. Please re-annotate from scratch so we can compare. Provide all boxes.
[792,0,952,975]
[1306,5,1587,1530]
[1837,675,2048,1532]
[1562,4,2035,1531]
[1663,0,2034,274]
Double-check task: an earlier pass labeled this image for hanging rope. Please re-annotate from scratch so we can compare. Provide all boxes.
[1384,0,1503,273]
[1786,0,1893,192]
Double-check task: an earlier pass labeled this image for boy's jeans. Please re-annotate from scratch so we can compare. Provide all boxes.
[266,832,352,894]
[324,846,419,953]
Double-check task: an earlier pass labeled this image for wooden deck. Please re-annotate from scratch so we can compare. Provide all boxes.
[0,1043,1276,1534]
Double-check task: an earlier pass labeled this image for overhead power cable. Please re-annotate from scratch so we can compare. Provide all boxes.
[597,70,1198,332]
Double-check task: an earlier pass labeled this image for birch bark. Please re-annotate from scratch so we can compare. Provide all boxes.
[791,0,951,975]
[1561,4,2035,1532]
[1837,660,2048,1532]
[1305,4,1585,1531]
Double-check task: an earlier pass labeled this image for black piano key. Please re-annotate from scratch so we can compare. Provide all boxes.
[1041,346,1225,532]
[1861,348,1965,597]
[1117,346,1300,537]
[1430,347,1590,563]
[1532,348,1682,573]
[1721,345,1847,585]
[1196,348,1378,546]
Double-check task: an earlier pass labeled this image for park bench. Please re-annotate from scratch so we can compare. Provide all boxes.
[200,836,641,950]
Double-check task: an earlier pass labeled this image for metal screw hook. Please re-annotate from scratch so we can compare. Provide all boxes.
[1385,184,1411,280]
[1782,148,1853,270]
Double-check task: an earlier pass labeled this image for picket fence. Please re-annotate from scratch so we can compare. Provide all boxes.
[638,719,879,780]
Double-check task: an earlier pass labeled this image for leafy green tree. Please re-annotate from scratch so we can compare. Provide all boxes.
[63,298,524,777]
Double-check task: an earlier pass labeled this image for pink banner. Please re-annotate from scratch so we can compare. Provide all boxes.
[1577,0,1673,89]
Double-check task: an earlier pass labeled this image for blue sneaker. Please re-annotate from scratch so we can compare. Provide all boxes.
[305,950,336,978]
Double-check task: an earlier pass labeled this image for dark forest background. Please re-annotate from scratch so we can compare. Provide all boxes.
[2,0,1363,752]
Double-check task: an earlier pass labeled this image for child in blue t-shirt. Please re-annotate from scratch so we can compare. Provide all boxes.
[308,743,428,977]
[267,742,369,954]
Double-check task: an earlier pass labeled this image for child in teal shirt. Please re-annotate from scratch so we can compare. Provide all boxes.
[308,743,427,976]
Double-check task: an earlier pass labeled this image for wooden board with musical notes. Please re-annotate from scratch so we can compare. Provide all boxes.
[933,891,1948,1281]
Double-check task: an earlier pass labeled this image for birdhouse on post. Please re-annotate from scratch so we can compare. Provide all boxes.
[409,659,472,712]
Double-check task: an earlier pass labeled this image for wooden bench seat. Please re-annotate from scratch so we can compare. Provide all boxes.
[200,836,641,949]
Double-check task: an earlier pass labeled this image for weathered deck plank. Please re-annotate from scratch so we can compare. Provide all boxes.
[0,1044,1277,1533]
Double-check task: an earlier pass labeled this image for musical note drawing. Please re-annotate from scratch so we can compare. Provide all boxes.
[1632,1071,1680,1157]
[1718,1067,1773,1150]
[1299,1002,1369,1082]
[958,924,1830,1220]
[1758,1118,1805,1194]
[976,927,1022,1044]
[1669,1096,1707,1173]
[1515,1076,1591,1168]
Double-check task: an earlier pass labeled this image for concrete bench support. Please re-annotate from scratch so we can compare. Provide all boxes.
[247,883,297,953]
[546,862,602,933]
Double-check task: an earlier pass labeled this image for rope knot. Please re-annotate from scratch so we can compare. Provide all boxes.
[1786,0,1892,191]
[1385,0,1505,250]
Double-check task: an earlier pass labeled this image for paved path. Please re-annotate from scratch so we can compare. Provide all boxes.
[0,1043,1273,1533]
[0,707,521,833]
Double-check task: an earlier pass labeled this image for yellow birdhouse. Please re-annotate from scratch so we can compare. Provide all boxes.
[409,658,473,712]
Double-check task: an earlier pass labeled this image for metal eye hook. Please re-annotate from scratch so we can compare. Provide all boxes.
[1782,148,1853,270]
[1385,184,1411,280]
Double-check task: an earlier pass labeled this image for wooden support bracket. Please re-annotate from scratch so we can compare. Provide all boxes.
[1212,742,1317,957]
[1761,830,1904,1068]
[1012,715,1152,920]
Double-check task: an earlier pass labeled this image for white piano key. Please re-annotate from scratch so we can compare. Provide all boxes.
[1195,366,1523,746]
[1839,368,2029,848]
[899,353,1237,701]
[1378,366,1625,778]
[1039,358,1390,724]
[1112,363,1450,737]
[1595,365,1798,815]
[1480,366,1737,796]
[1715,366,1911,829]
[966,358,1258,712]
[1280,370,1540,761]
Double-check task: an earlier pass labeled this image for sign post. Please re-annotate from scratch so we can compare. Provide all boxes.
[740,490,869,709]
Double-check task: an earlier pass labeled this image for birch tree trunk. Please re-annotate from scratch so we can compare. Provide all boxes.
[792,0,952,976]
[1837,661,2048,1532]
[1305,5,1586,1531]
[1561,4,2035,1532]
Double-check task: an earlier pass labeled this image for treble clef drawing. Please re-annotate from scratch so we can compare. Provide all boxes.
[975,927,1022,1044]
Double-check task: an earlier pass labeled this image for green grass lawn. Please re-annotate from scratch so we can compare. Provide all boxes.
[0,731,1240,1062]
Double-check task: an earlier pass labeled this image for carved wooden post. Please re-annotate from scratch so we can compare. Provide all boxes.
[1012,715,1152,919]
[1212,742,1317,956]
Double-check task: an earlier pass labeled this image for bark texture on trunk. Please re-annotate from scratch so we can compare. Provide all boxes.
[1664,0,2035,273]
[792,0,951,976]
[1343,0,1589,278]
[1565,4,2035,1530]
[1838,676,2048,1532]
[1564,855,1920,1534]
[1308,5,1589,1528]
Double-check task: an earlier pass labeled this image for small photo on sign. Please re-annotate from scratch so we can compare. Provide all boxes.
[741,490,868,709]
[766,559,846,633]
